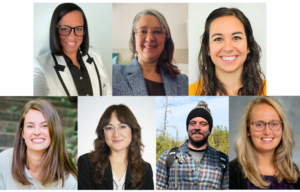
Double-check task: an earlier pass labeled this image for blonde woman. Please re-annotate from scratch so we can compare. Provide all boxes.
[230,97,300,189]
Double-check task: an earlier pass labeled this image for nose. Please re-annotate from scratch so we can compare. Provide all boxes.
[112,127,120,137]
[263,124,272,135]
[145,31,155,41]
[34,126,41,135]
[223,39,234,52]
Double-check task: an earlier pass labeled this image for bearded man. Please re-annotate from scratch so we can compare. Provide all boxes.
[156,101,229,190]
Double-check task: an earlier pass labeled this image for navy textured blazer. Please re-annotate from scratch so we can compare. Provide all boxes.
[113,58,188,96]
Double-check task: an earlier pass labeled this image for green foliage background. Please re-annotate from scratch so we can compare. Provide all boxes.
[156,125,229,163]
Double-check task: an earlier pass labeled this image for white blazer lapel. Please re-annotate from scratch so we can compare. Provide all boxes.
[82,54,101,96]
[55,55,78,96]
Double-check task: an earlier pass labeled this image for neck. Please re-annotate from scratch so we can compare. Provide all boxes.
[138,58,162,82]
[215,68,242,96]
[256,150,276,175]
[188,140,207,150]
[64,51,78,65]
[109,148,128,165]
[26,149,45,178]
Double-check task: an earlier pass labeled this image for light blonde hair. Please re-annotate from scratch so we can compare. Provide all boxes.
[234,97,299,189]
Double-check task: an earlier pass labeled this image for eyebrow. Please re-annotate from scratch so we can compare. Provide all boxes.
[25,121,47,124]
[211,31,244,38]
[137,26,162,29]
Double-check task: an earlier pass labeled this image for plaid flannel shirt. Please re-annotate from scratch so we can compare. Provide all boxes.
[156,140,229,190]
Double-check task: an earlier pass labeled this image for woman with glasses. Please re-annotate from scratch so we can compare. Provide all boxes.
[230,97,300,189]
[189,7,266,96]
[34,3,112,96]
[113,9,188,96]
[78,104,154,189]
[0,99,77,189]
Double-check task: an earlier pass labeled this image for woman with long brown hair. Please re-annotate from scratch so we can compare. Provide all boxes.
[189,7,266,96]
[78,104,154,189]
[0,99,77,189]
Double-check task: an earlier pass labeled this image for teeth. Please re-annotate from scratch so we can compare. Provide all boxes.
[67,42,75,45]
[144,46,155,48]
[222,56,236,61]
[32,139,44,142]
[262,138,273,141]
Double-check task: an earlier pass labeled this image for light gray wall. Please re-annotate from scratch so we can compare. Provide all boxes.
[33,3,112,81]
[78,96,156,182]
[189,3,266,85]
[229,96,300,167]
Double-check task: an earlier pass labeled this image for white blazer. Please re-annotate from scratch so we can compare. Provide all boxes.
[34,47,112,96]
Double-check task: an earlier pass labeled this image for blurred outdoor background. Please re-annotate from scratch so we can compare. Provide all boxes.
[156,96,229,162]
[0,97,78,166]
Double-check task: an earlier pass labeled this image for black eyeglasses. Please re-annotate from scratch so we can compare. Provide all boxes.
[56,25,86,37]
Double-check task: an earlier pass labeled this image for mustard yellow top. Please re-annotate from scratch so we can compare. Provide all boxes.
[189,79,267,96]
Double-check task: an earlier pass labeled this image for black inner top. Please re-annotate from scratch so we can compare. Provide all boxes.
[63,51,93,96]
[144,78,166,96]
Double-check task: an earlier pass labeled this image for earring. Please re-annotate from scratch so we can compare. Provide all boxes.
[248,50,250,54]
[208,53,210,56]
[162,50,167,59]
[247,133,250,136]
[134,52,138,58]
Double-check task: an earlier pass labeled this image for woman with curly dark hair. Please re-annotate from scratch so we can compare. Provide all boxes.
[78,104,154,189]
[189,7,266,96]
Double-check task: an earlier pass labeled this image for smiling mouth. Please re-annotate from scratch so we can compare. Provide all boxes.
[221,56,237,61]
[261,138,274,141]
[143,45,157,48]
[66,42,76,47]
[31,139,45,143]
[113,140,122,143]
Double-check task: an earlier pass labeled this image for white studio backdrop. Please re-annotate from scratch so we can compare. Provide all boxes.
[188,3,266,85]
[78,96,156,183]
[33,3,112,82]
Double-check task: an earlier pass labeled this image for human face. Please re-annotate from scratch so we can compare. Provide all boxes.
[248,103,283,154]
[57,10,84,56]
[188,117,210,147]
[104,111,132,152]
[209,16,249,75]
[135,15,166,64]
[22,109,51,154]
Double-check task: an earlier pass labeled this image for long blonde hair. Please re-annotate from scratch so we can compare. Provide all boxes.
[235,97,299,189]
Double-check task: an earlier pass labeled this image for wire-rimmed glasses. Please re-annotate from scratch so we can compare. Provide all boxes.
[56,25,86,37]
[103,124,130,135]
[135,28,165,38]
[250,120,283,132]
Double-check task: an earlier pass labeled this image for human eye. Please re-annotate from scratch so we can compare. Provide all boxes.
[255,122,264,128]
[139,30,147,34]
[200,122,208,126]
[189,122,196,126]
[153,30,163,34]
[214,37,222,42]
[119,124,128,129]
[60,27,69,31]
[42,124,48,128]
[105,126,113,131]
[76,27,83,31]
[233,36,242,40]
[271,121,279,127]
[27,125,34,128]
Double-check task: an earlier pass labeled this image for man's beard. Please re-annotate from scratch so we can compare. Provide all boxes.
[188,130,209,148]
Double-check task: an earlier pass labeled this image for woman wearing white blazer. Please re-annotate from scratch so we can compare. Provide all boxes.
[34,3,112,96]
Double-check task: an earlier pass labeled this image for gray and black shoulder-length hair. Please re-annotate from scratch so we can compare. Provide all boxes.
[129,9,180,79]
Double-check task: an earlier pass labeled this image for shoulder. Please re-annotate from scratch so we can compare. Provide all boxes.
[78,153,92,166]
[0,148,13,164]
[113,63,127,73]
[142,161,153,172]
[261,79,267,96]
[189,80,203,96]
[229,158,242,172]
[87,47,101,58]
[34,52,53,67]
[175,73,188,83]
[63,173,78,190]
